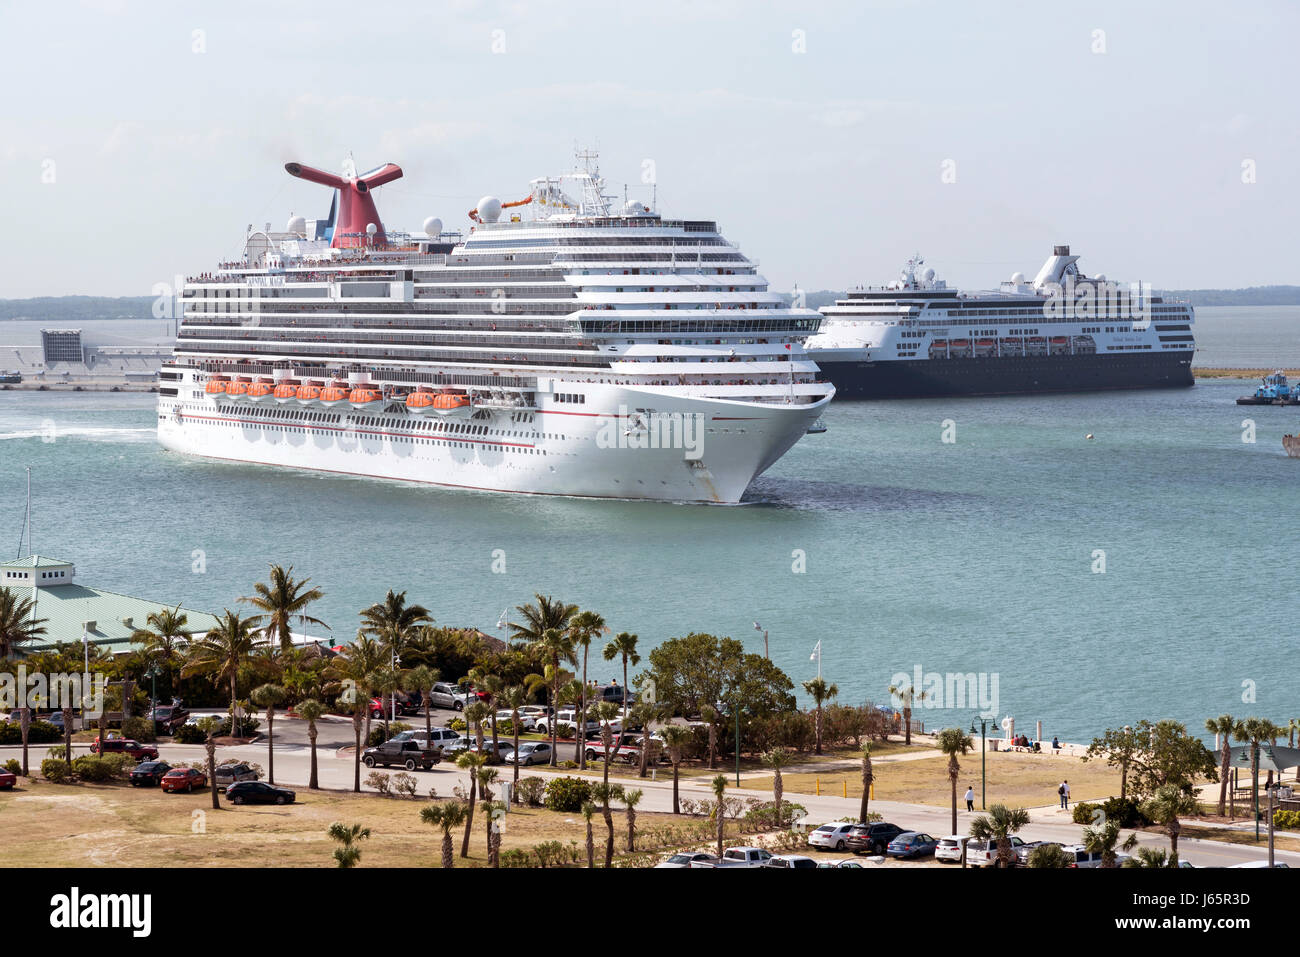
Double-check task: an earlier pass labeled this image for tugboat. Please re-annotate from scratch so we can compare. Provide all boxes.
[1236,371,1299,406]
[1284,435,1300,458]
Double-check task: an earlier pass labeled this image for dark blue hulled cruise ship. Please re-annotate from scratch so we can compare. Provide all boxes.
[804,246,1195,398]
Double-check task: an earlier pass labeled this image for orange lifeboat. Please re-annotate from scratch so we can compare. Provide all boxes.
[319,382,349,406]
[296,382,323,404]
[406,390,436,415]
[225,379,251,401]
[349,385,383,409]
[247,379,274,402]
[433,393,470,410]
[273,380,301,402]
[204,377,230,397]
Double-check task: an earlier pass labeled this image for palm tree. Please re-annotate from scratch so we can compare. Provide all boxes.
[327,822,371,869]
[240,564,328,654]
[19,707,31,777]
[1141,784,1198,863]
[936,727,975,835]
[405,665,439,749]
[196,715,223,810]
[568,609,608,770]
[477,765,500,865]
[324,634,385,784]
[660,724,693,815]
[463,700,491,754]
[534,628,576,765]
[581,801,597,868]
[128,605,190,691]
[250,683,287,784]
[763,747,792,822]
[456,751,486,858]
[1205,714,1238,816]
[181,610,263,734]
[623,787,643,852]
[498,684,527,786]
[337,686,370,793]
[802,676,839,755]
[297,699,325,789]
[629,701,660,779]
[711,774,728,858]
[602,631,639,709]
[1081,816,1138,868]
[467,668,504,760]
[509,593,578,644]
[593,781,621,867]
[969,804,1031,868]
[1123,847,1177,868]
[360,589,432,718]
[0,586,47,658]
[699,703,720,770]
[1235,717,1286,826]
[887,681,928,746]
[370,667,400,740]
[61,703,73,774]
[421,802,468,868]
[594,700,622,786]
[859,744,874,823]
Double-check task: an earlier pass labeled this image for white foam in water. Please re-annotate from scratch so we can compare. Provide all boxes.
[0,426,154,442]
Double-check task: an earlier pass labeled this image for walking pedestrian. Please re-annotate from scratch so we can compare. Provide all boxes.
[965,785,975,812]
[1058,779,1070,809]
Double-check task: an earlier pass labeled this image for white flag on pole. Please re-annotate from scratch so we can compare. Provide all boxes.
[497,609,509,630]
[810,640,821,662]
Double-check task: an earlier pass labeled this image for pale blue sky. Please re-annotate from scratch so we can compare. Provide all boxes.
[2,0,1296,297]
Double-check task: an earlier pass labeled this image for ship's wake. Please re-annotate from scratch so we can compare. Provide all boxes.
[744,476,981,512]
[0,426,155,443]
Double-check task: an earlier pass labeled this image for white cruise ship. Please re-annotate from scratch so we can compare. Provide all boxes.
[805,247,1195,398]
[156,152,833,503]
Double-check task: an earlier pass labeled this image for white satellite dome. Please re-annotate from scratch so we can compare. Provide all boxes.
[365,222,377,236]
[1093,273,1106,282]
[1011,271,1025,283]
[922,267,936,282]
[286,214,307,235]
[477,196,502,223]
[623,199,646,215]
[422,216,443,238]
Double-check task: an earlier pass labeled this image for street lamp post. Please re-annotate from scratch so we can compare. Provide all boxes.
[970,717,990,810]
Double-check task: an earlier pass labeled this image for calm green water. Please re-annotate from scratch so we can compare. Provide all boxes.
[1,314,1298,741]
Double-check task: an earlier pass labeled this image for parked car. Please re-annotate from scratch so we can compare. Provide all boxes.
[426,682,471,712]
[1015,840,1061,867]
[535,709,603,737]
[935,836,968,863]
[517,705,551,720]
[582,732,662,765]
[406,728,462,751]
[161,767,207,793]
[226,781,296,805]
[214,762,261,790]
[129,761,173,787]
[654,851,718,869]
[846,821,906,855]
[362,740,444,770]
[90,737,159,761]
[886,832,939,859]
[765,854,819,869]
[967,836,1027,868]
[148,705,190,734]
[1057,844,1125,868]
[1229,860,1289,868]
[495,710,538,731]
[819,859,868,868]
[508,742,552,766]
[0,768,16,789]
[807,822,857,851]
[689,847,774,868]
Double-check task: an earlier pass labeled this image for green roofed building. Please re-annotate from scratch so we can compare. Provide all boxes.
[2,554,219,657]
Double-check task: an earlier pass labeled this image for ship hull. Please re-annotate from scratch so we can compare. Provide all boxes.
[813,351,1194,399]
[157,380,828,505]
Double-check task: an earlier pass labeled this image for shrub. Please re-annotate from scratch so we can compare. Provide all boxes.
[742,800,809,831]
[100,753,137,777]
[41,759,72,783]
[515,777,546,807]
[391,772,418,799]
[2,759,20,775]
[1101,796,1149,828]
[71,756,117,782]
[449,718,467,732]
[499,849,533,868]
[120,717,156,743]
[543,776,592,812]
[173,724,207,744]
[531,841,566,867]
[1072,802,1100,825]
[1027,844,1071,868]
[365,771,391,796]
[496,719,516,737]
[0,720,61,745]
[1274,809,1300,830]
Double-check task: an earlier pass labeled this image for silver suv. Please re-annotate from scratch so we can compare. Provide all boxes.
[426,682,471,712]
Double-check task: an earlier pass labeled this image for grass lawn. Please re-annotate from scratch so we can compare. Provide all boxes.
[773,750,1123,808]
[1177,824,1300,854]
[0,776,708,868]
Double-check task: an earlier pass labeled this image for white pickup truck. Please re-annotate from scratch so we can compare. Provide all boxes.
[688,847,774,868]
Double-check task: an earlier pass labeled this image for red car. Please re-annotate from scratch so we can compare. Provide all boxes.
[160,767,207,793]
[0,769,16,789]
[90,737,160,761]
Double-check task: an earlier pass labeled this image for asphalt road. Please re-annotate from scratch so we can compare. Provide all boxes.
[5,716,1295,868]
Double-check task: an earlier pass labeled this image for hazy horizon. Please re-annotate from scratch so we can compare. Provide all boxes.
[3,0,1297,297]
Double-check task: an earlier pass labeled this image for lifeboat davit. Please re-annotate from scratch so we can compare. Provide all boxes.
[319,383,349,406]
[247,379,274,402]
[296,382,323,404]
[273,381,300,403]
[349,386,383,409]
[406,390,436,415]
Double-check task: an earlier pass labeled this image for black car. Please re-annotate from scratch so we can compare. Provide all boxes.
[225,781,295,806]
[149,705,190,734]
[129,760,173,787]
[846,821,907,855]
